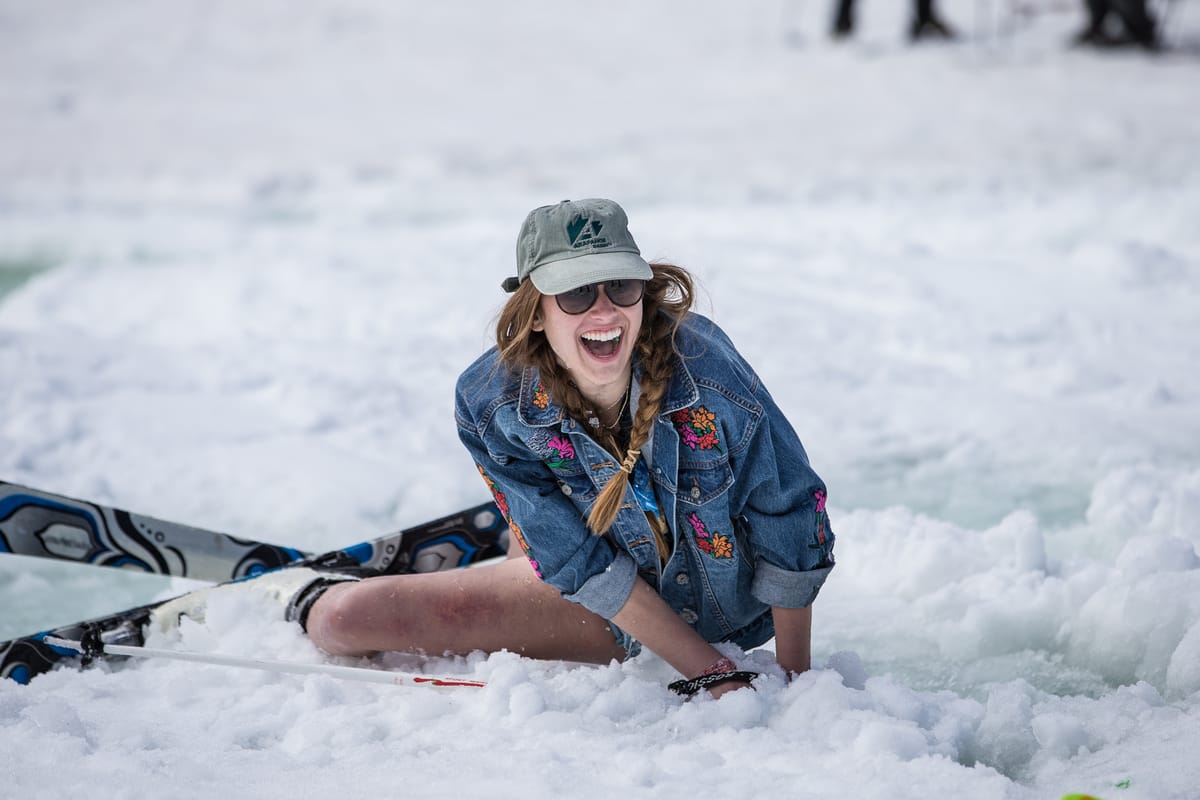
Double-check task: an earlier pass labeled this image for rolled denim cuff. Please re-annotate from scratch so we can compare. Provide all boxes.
[751,558,834,608]
[563,551,638,620]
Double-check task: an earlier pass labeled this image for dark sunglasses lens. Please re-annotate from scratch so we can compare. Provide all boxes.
[556,284,597,314]
[606,279,645,307]
[554,280,645,314]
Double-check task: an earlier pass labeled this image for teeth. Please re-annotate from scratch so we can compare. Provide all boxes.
[581,329,621,342]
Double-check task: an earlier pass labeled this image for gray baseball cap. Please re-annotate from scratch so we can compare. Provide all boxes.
[503,198,653,295]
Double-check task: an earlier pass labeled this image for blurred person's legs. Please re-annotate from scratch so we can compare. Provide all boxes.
[831,0,956,41]
[1074,0,1111,44]
[832,0,855,37]
[1075,0,1158,48]
[1111,0,1158,48]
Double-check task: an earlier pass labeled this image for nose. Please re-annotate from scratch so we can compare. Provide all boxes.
[589,285,618,313]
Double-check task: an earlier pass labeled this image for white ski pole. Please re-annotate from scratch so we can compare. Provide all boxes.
[44,637,486,689]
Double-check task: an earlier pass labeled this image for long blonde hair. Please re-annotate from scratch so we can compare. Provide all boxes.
[495,263,695,553]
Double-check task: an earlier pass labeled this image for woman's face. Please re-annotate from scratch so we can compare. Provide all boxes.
[533,282,643,405]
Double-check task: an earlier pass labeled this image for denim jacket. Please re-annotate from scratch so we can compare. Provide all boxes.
[454,313,834,649]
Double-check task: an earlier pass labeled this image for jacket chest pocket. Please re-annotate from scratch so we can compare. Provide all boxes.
[676,458,734,507]
[538,456,600,503]
[523,430,599,502]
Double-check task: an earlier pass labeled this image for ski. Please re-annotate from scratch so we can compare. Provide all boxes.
[0,480,305,582]
[1,499,508,684]
[0,480,507,582]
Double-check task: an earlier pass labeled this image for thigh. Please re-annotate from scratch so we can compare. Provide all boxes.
[306,558,627,664]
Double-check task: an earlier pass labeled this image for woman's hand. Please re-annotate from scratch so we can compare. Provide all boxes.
[705,677,754,698]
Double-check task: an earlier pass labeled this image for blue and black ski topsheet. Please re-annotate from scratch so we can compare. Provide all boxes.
[0,486,508,684]
[1,480,305,582]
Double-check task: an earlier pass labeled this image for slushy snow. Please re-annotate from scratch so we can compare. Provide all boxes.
[2,1,1199,798]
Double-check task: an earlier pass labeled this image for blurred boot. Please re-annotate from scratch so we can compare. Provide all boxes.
[832,0,855,38]
[910,17,957,40]
[1111,0,1160,49]
[910,0,957,40]
[1073,0,1119,45]
[149,567,362,632]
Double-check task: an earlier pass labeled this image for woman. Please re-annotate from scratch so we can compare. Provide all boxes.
[299,199,835,698]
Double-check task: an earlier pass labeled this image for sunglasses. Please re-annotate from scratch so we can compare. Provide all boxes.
[554,279,646,315]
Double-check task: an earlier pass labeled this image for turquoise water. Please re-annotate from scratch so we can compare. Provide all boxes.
[0,255,55,302]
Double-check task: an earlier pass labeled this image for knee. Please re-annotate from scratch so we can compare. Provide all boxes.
[304,581,378,656]
[303,576,496,656]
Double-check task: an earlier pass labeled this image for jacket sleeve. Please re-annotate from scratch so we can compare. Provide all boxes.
[455,406,637,620]
[734,383,836,610]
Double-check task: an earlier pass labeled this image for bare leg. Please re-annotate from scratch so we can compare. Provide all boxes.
[305,557,626,664]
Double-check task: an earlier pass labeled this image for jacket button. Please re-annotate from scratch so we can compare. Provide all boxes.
[560,483,573,496]
[675,573,690,585]
[679,608,699,624]
[690,486,701,500]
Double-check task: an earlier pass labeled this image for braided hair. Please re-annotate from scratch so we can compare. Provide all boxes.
[495,263,696,557]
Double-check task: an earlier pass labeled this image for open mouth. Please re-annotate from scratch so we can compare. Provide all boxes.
[580,328,622,359]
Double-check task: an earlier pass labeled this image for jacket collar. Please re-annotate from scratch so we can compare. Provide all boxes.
[517,367,564,427]
[653,351,699,417]
[517,349,699,429]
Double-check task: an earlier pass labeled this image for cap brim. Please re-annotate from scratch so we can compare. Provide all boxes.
[527,251,653,295]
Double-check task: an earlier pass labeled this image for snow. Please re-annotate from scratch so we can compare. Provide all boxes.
[2,0,1199,797]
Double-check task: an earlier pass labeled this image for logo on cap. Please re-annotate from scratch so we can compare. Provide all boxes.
[566,215,611,250]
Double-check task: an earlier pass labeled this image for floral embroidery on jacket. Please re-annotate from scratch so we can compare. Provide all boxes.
[545,434,576,470]
[477,465,508,518]
[687,512,733,560]
[812,488,832,564]
[532,381,551,409]
[671,406,724,453]
[476,464,542,577]
[814,488,828,547]
[526,429,577,472]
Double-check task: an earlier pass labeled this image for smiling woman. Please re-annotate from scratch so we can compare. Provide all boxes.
[290,198,837,699]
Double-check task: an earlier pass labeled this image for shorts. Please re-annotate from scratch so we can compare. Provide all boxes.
[609,620,643,660]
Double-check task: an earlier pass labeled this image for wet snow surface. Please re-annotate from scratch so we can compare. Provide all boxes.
[2,1,1199,798]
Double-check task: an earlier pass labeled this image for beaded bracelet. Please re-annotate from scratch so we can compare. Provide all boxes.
[668,670,760,696]
[668,657,759,697]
